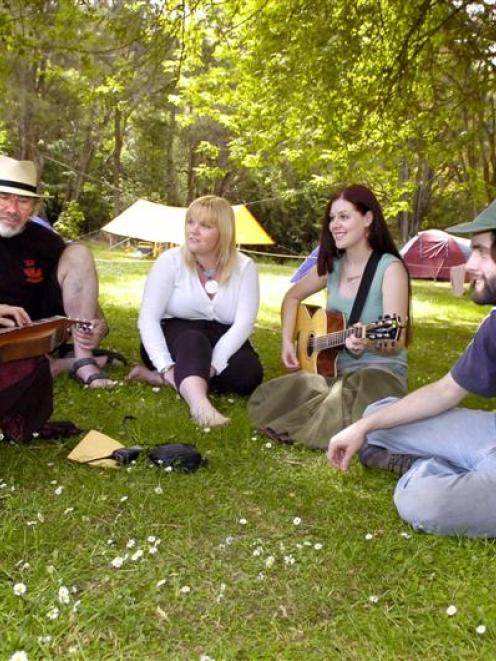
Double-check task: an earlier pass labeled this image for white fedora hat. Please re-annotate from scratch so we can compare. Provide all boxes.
[0,155,42,198]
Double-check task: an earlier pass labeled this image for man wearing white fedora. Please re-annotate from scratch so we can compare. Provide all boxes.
[0,155,114,388]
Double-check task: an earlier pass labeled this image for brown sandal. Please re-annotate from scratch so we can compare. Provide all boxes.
[70,357,114,389]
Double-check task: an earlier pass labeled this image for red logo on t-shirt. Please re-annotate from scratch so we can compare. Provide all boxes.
[23,259,44,284]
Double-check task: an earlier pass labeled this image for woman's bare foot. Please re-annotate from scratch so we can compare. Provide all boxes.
[191,399,230,427]
[126,364,163,386]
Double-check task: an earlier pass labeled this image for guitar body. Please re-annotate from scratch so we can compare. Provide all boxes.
[295,304,345,377]
[0,316,77,362]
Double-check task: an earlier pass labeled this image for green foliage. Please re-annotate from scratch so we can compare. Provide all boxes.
[54,200,86,240]
[0,0,496,249]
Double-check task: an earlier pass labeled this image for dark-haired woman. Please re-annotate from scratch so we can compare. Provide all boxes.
[248,184,411,449]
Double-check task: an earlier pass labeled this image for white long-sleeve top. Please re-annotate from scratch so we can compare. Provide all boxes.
[138,246,260,375]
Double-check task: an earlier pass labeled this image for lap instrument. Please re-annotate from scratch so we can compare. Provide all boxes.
[0,316,91,362]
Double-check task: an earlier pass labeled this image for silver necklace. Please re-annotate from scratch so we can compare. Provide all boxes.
[197,262,219,295]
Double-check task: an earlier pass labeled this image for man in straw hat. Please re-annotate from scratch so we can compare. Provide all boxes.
[0,155,114,388]
[327,199,496,538]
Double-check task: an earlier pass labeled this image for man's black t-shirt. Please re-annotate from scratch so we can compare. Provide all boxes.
[0,221,66,320]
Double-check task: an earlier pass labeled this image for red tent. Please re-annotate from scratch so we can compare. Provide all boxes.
[400,229,469,280]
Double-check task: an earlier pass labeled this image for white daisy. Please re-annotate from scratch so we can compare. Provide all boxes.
[111,556,125,569]
[9,652,28,661]
[13,582,27,596]
[58,585,70,605]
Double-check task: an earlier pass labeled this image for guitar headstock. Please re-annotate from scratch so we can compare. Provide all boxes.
[365,314,402,342]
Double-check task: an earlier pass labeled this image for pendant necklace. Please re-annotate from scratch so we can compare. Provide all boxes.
[197,262,219,295]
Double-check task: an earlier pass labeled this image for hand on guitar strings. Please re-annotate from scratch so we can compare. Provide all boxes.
[0,304,31,328]
[345,324,368,357]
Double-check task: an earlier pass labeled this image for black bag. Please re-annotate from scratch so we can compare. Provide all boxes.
[148,443,207,473]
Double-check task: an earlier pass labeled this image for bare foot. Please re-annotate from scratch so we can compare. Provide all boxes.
[126,364,163,386]
[191,399,230,427]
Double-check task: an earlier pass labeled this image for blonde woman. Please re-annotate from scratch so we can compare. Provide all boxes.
[128,195,263,426]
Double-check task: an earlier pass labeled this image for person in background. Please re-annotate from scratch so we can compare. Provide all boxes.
[31,214,54,232]
[248,184,411,449]
[128,195,263,427]
[327,200,496,538]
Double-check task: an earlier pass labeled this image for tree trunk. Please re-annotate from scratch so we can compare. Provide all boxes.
[411,161,433,236]
[112,106,123,217]
[164,104,180,205]
[397,158,411,243]
[65,123,95,203]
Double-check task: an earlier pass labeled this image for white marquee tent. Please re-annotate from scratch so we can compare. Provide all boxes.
[101,199,274,246]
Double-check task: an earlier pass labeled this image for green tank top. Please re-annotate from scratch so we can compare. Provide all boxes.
[326,253,408,379]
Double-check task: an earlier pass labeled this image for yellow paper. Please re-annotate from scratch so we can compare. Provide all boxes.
[67,430,124,468]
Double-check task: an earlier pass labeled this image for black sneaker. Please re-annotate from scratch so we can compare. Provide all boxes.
[358,444,417,477]
[260,427,294,445]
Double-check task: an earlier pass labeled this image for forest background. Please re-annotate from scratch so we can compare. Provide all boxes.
[1,0,496,253]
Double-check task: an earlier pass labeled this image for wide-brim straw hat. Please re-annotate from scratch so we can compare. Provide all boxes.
[0,155,42,198]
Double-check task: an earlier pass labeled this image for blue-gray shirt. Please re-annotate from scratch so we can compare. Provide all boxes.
[326,253,408,379]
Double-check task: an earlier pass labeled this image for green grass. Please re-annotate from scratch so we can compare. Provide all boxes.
[1,245,495,660]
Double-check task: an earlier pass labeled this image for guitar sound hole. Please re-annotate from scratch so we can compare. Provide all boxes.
[306,334,314,359]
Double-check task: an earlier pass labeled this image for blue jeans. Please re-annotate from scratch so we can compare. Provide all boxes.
[365,397,496,538]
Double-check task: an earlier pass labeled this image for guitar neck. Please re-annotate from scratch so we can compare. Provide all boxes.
[311,326,357,352]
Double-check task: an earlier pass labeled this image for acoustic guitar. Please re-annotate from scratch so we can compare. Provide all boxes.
[0,316,92,362]
[295,303,403,377]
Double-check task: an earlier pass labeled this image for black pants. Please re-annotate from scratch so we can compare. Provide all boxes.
[140,318,263,395]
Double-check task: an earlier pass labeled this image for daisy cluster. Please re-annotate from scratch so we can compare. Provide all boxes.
[110,535,162,569]
[9,576,80,657]
[216,515,325,582]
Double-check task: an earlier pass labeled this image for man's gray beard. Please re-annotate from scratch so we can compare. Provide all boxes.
[471,276,496,305]
[0,221,24,238]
